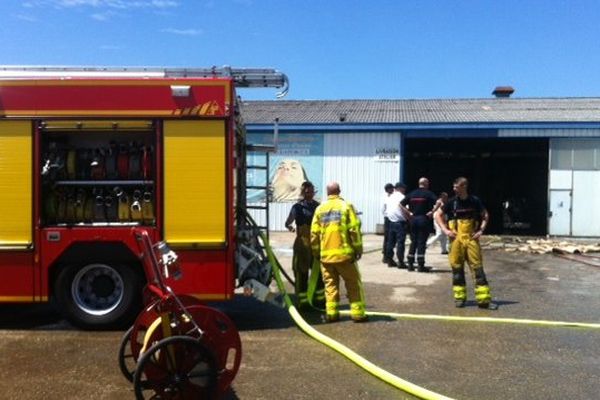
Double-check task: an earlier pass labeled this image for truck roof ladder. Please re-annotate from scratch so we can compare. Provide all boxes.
[0,65,290,98]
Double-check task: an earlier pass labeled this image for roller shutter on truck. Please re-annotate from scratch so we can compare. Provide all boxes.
[0,121,32,248]
[163,120,226,247]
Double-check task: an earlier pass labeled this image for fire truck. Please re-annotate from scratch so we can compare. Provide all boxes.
[0,66,286,329]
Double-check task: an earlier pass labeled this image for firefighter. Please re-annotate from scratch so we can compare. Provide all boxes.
[436,177,497,309]
[310,182,367,323]
[401,177,439,272]
[285,181,325,309]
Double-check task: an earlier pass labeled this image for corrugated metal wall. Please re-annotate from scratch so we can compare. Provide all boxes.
[248,132,402,233]
[323,133,401,233]
[247,203,291,232]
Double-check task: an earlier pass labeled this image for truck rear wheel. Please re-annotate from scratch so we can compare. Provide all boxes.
[55,262,142,329]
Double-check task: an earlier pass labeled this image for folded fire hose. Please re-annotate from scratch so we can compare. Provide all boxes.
[250,220,600,400]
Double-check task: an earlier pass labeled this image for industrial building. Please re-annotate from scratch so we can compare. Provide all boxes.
[242,91,600,237]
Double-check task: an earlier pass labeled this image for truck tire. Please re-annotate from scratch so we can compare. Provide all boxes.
[55,262,142,329]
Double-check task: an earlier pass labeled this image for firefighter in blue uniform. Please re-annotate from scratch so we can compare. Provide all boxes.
[285,181,325,309]
[401,177,439,272]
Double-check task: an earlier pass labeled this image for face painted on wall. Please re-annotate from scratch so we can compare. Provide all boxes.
[271,159,307,201]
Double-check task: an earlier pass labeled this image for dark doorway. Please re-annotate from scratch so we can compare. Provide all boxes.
[403,137,548,235]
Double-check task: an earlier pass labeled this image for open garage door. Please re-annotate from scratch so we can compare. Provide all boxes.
[403,137,548,235]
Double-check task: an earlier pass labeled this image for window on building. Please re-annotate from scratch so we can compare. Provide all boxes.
[550,139,573,170]
[551,138,600,170]
[572,139,597,170]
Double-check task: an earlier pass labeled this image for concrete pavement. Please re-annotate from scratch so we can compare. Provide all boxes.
[1,233,599,399]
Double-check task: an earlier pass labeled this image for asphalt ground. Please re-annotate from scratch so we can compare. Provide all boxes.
[1,232,600,399]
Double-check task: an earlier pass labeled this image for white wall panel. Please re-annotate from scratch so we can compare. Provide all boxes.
[248,202,291,231]
[269,203,294,230]
[572,171,600,236]
[323,133,401,233]
[549,170,572,190]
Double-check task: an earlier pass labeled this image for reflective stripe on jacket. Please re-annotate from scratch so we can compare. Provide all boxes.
[310,195,363,263]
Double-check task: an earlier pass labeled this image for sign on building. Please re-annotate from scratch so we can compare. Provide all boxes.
[374,147,400,162]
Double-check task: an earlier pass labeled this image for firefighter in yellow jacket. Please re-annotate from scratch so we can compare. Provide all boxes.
[310,182,368,323]
[436,177,497,310]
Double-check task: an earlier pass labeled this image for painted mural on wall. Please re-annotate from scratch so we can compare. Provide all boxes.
[247,133,323,202]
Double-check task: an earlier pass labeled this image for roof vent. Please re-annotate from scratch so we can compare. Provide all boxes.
[338,112,347,122]
[492,86,515,98]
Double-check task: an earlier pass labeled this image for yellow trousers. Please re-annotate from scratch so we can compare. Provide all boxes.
[293,230,324,308]
[448,220,491,305]
[448,233,483,269]
[321,260,366,320]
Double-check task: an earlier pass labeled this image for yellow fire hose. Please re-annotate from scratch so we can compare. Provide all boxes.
[254,224,600,400]
[343,311,600,330]
[261,231,455,400]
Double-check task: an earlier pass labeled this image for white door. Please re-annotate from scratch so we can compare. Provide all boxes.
[549,190,571,236]
[572,171,600,237]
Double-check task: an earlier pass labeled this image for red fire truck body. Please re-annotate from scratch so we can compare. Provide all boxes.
[0,67,285,328]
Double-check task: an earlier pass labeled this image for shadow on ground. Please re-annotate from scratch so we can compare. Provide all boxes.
[0,303,69,330]
[458,299,520,309]
[0,294,300,332]
[210,295,296,331]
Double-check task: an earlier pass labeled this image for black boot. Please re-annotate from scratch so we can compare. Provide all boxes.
[407,255,415,271]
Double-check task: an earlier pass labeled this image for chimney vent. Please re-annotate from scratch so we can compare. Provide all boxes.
[492,86,515,98]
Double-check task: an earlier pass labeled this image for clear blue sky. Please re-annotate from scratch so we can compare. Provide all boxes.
[2,0,600,100]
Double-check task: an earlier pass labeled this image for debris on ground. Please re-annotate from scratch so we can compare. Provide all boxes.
[480,236,600,254]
